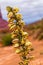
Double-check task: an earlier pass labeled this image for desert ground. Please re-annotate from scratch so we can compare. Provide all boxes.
[0,36,43,65]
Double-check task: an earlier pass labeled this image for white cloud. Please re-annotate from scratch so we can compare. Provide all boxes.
[0,0,23,3]
[0,0,43,23]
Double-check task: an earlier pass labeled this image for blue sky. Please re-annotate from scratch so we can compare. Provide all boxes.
[0,0,43,24]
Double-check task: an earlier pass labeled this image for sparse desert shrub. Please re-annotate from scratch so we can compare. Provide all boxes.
[35,25,41,29]
[29,26,35,30]
[29,30,35,36]
[2,34,12,46]
[38,34,43,40]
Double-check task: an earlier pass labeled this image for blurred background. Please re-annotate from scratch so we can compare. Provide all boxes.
[0,0,43,65]
[0,0,43,46]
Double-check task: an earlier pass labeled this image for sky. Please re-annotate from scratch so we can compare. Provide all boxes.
[0,0,43,24]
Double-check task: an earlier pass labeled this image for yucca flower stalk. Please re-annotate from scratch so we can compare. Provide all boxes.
[6,6,33,65]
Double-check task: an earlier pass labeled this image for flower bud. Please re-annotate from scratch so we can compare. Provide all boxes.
[7,12,13,18]
[6,6,12,12]
[10,25,16,30]
[14,43,19,48]
[11,34,17,38]
[21,38,25,45]
[15,49,21,54]
[8,18,14,22]
[12,39,19,44]
[16,14,22,20]
[18,20,25,26]
[13,7,19,13]
[23,32,28,36]
[25,41,32,46]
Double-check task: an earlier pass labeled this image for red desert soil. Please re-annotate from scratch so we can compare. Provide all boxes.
[0,36,43,65]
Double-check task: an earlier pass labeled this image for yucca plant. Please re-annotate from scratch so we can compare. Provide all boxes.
[6,6,33,65]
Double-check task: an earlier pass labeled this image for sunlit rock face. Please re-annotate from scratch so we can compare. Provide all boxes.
[0,8,10,44]
[0,8,9,32]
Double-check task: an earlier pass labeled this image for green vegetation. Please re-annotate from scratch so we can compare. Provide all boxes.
[2,34,12,46]
[35,25,41,29]
[28,25,35,30]
[26,19,43,40]
[38,34,43,40]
